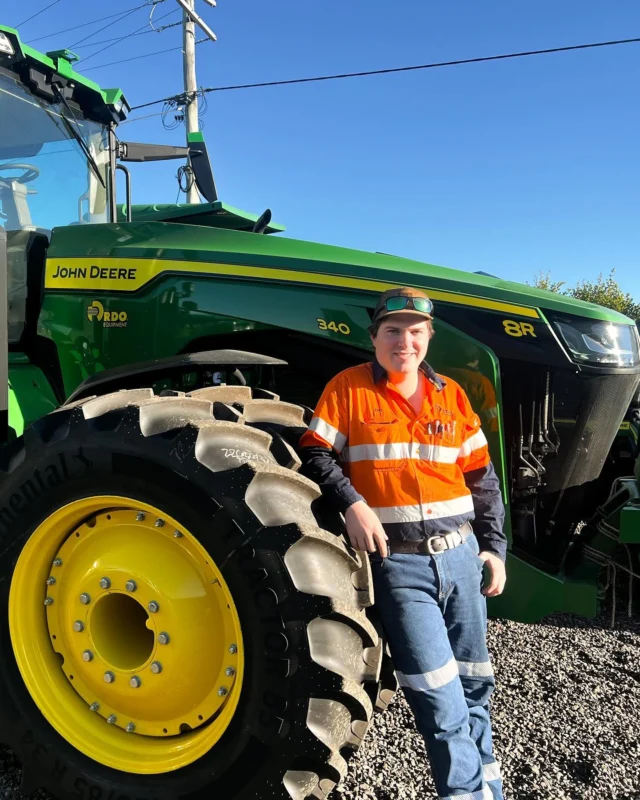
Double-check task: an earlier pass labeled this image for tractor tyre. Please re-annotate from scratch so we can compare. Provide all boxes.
[188,386,399,716]
[0,387,386,800]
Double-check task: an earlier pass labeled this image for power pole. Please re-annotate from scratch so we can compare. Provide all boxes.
[182,0,199,203]
[176,0,217,204]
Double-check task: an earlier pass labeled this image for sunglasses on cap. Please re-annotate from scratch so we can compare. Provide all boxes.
[383,295,434,314]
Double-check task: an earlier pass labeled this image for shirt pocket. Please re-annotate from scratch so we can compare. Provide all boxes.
[355,413,408,471]
[420,417,460,447]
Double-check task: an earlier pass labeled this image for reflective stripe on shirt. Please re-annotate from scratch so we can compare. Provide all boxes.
[342,441,460,464]
[459,429,488,458]
[307,416,347,453]
[370,495,475,524]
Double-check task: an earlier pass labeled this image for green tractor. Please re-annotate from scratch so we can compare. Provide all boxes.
[1,24,639,800]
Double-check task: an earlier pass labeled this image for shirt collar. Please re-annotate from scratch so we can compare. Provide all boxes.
[371,359,446,392]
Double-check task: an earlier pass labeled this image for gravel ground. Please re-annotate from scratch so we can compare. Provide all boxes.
[2,610,639,800]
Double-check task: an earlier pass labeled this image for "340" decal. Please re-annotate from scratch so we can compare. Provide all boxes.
[317,318,351,335]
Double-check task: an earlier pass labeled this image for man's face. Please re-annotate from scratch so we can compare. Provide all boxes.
[371,313,431,375]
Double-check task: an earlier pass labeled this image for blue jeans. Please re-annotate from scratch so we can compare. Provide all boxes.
[371,533,504,800]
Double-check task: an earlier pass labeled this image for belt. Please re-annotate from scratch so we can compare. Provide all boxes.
[387,521,473,555]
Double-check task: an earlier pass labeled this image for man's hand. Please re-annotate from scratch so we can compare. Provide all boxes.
[345,501,389,557]
[478,552,506,597]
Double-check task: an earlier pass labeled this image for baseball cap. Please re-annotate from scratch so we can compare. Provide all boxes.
[371,287,434,326]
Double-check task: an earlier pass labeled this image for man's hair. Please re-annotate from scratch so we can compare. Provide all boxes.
[369,316,435,339]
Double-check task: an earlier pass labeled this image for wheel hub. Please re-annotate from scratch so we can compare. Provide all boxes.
[46,509,239,736]
[10,496,244,773]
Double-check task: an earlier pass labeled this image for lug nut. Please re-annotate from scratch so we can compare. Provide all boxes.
[73,620,84,632]
[225,667,236,677]
[104,671,115,684]
[89,702,100,712]
[99,577,111,589]
[79,593,91,605]
[44,597,54,606]
[107,715,117,725]
[148,601,160,613]
[52,558,63,567]
[158,632,170,645]
[217,686,228,697]
[129,676,141,688]
[82,650,94,662]
[126,722,136,733]
[125,580,137,593]
[173,530,183,538]
[46,576,56,586]
[155,518,165,528]
[136,512,145,521]
[229,644,238,655]
[150,661,163,674]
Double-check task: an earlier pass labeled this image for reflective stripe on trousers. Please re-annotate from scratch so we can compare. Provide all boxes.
[370,533,504,800]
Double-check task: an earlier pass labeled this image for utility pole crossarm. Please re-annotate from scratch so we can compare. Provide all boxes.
[176,0,217,42]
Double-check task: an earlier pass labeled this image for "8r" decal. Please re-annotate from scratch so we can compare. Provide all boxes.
[502,320,537,337]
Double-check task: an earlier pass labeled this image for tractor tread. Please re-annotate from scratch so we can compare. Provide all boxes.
[236,399,307,427]
[188,385,254,404]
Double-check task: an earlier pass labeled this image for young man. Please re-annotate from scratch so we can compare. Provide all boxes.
[300,287,507,800]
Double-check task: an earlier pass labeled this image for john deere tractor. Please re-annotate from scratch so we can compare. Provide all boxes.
[1,24,639,800]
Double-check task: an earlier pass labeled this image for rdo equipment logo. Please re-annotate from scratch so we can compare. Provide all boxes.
[87,300,128,328]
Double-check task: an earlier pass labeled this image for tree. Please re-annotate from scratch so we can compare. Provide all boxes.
[530,268,640,320]
[530,271,567,294]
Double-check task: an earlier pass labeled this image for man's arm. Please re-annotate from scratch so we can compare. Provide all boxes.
[300,445,365,513]
[456,388,507,596]
[299,376,389,556]
[463,462,506,562]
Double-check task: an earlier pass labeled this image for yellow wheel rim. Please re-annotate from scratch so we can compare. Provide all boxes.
[9,496,244,774]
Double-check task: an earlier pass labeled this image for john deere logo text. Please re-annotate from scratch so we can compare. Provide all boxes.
[87,300,128,328]
[52,264,137,280]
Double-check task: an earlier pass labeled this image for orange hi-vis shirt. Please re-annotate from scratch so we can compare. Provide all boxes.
[299,360,506,557]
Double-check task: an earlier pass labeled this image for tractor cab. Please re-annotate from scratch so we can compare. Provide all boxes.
[1,31,116,351]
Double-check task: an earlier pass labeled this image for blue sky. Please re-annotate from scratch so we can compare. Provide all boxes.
[10,0,640,297]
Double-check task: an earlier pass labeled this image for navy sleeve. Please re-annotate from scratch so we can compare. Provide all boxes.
[464,462,507,562]
[300,446,365,514]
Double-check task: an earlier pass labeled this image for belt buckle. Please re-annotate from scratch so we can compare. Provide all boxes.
[426,535,447,555]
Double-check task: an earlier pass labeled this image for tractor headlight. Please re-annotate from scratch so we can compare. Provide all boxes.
[554,317,640,367]
[0,32,15,56]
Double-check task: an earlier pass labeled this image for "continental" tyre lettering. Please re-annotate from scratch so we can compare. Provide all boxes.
[0,450,92,536]
[51,265,137,281]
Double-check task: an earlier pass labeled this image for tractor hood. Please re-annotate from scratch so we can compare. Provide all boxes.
[46,220,635,326]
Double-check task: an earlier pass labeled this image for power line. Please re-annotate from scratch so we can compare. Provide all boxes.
[83,37,207,72]
[119,110,166,125]
[79,6,179,65]
[14,0,62,29]
[131,35,640,111]
[24,3,153,44]
[70,2,162,48]
[72,21,180,49]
